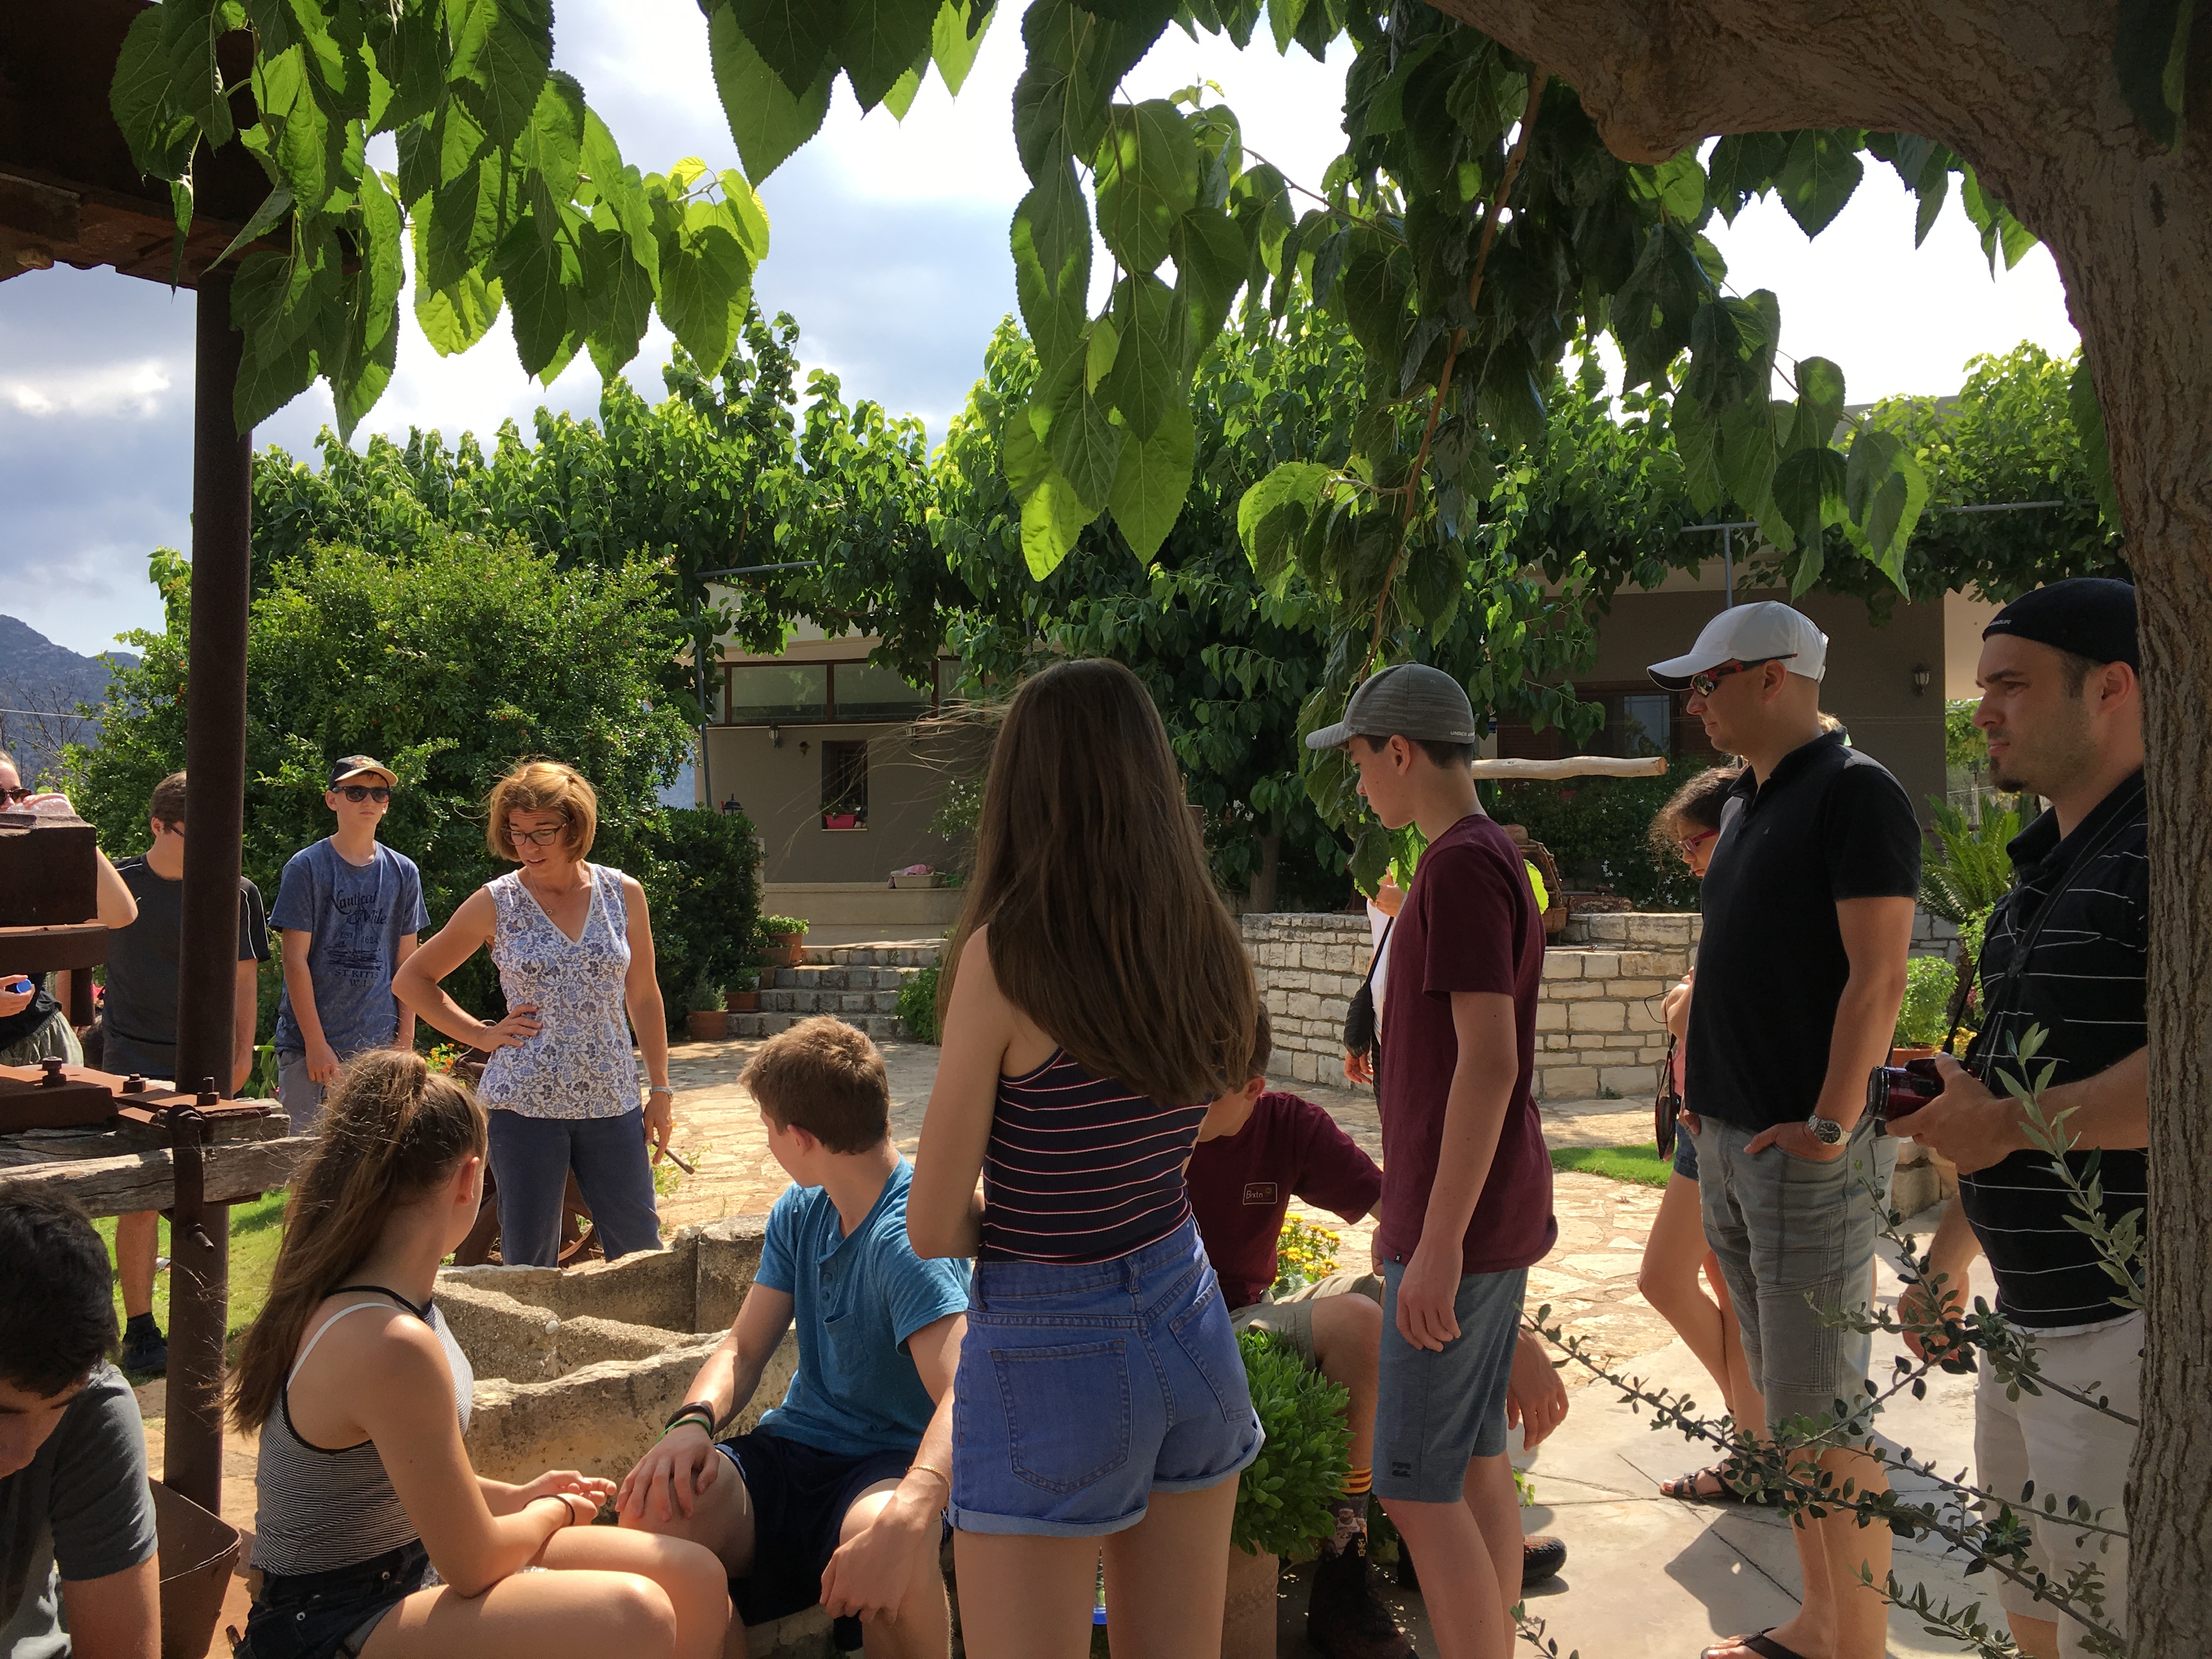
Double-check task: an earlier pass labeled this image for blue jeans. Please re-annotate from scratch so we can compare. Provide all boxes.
[484,1108,662,1266]
[950,1217,1262,1537]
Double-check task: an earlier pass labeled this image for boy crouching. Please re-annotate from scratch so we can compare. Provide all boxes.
[618,1017,969,1656]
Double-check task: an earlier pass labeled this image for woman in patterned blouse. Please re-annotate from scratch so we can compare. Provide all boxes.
[394,760,674,1265]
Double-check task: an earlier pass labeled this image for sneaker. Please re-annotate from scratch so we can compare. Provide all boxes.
[1307,1532,1415,1659]
[1522,1535,1567,1587]
[120,1322,167,1378]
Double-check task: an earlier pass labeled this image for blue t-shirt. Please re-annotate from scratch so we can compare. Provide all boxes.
[753,1158,971,1458]
[269,839,431,1059]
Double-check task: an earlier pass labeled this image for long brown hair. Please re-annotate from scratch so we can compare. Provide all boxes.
[228,1050,487,1432]
[938,658,1256,1105]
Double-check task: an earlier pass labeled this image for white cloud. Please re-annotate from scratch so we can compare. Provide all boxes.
[2,358,177,419]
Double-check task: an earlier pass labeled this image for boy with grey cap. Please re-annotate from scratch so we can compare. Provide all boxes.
[1650,602,1918,1659]
[1887,577,2146,1659]
[1308,663,1554,1659]
[268,755,430,1131]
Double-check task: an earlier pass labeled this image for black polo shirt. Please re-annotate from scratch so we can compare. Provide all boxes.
[1960,771,2147,1330]
[1687,730,1922,1132]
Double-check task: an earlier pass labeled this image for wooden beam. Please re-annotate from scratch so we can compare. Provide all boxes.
[1472,755,1671,780]
[0,1137,311,1217]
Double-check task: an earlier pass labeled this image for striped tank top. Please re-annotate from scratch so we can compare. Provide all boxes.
[251,1287,475,1576]
[980,1049,1209,1265]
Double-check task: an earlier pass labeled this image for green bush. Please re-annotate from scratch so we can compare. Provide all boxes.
[1482,755,1715,910]
[1230,1327,1351,1561]
[758,914,810,939]
[599,806,761,1030]
[1895,954,1960,1049]
[896,966,942,1043]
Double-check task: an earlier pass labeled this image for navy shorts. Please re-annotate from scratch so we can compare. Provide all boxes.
[719,1431,915,1628]
[951,1216,1263,1537]
[1673,1125,1700,1181]
[1375,1263,1528,1503]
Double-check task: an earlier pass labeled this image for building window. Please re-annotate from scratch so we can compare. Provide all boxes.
[821,740,868,829]
[1618,693,1673,757]
[833,663,932,721]
[727,663,828,724]
[1495,686,1722,762]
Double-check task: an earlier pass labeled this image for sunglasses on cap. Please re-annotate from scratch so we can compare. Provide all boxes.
[1686,655,1795,698]
[336,784,392,803]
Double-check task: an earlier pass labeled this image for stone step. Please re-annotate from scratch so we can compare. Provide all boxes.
[728,1012,911,1042]
[758,986,906,1017]
[800,940,945,969]
[765,964,924,991]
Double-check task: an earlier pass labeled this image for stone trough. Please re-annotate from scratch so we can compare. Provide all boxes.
[437,1219,834,1656]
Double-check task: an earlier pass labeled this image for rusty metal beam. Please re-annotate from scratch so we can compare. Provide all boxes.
[162,266,252,1516]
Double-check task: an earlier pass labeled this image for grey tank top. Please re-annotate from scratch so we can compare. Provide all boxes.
[251,1287,475,1576]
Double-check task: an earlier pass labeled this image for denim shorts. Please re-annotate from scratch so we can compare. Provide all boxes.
[1692,1114,1897,1435]
[240,1541,432,1659]
[950,1216,1263,1537]
[1672,1124,1700,1181]
[1375,1263,1527,1503]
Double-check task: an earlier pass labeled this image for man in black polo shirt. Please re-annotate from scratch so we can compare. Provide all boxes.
[1888,578,2145,1659]
[1649,602,1921,1659]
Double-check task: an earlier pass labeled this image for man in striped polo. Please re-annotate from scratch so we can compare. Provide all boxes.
[1890,577,2147,1659]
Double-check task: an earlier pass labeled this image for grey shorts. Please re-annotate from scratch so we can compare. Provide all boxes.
[1692,1114,1897,1436]
[276,1053,325,1135]
[1229,1269,1384,1364]
[1375,1263,1527,1503]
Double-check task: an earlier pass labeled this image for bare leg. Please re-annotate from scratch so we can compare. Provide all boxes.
[1638,1174,1738,1425]
[115,1211,159,1321]
[617,1447,757,1577]
[2006,1613,2061,1658]
[1380,1453,1519,1659]
[1711,1443,1892,1659]
[361,1528,729,1659]
[952,1530,1099,1659]
[1101,1479,1239,1659]
[1308,1291,1383,1472]
[833,1481,951,1659]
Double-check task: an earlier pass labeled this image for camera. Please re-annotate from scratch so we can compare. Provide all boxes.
[1865,1056,1951,1122]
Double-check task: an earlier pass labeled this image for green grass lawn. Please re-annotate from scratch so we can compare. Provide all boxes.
[95,1190,290,1369]
[1549,1142,1675,1189]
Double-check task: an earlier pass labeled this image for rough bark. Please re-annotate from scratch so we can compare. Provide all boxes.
[1425,4,2212,1651]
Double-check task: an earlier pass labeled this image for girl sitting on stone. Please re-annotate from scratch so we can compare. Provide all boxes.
[227,1049,729,1659]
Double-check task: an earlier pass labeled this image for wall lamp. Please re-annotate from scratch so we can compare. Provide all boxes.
[1911,663,1932,697]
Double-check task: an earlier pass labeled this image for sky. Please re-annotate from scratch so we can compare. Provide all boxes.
[0,5,2080,658]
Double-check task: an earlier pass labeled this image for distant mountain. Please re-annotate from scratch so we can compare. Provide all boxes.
[0,616,139,787]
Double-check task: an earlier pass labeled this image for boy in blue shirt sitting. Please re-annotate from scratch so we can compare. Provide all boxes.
[617,1016,969,1657]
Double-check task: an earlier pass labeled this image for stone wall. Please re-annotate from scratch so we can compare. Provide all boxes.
[1243,910,1697,1102]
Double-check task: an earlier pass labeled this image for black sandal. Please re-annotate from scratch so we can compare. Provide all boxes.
[1660,1462,1769,1505]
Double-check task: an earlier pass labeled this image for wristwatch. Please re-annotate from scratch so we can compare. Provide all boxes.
[1804,1111,1848,1146]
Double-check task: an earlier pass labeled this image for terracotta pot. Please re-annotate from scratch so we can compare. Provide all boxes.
[1892,1045,1940,1062]
[772,932,805,966]
[725,990,758,1012]
[685,1009,728,1040]
[1220,1544,1278,1659]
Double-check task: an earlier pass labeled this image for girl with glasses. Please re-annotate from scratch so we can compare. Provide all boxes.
[392,760,673,1266]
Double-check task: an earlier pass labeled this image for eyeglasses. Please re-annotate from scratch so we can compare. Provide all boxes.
[1676,829,1718,858]
[505,825,568,846]
[337,785,392,803]
[0,787,31,805]
[1686,656,1794,698]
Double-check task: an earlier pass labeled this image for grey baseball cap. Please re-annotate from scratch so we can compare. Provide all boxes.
[1306,663,1481,750]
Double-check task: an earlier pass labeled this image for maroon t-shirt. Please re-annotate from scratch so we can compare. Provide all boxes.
[1374,812,1555,1274]
[1187,1091,1384,1310]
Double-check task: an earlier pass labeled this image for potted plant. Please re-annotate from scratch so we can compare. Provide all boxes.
[759,915,810,967]
[725,975,759,1013]
[889,862,941,889]
[1224,1327,1353,1659]
[682,975,726,1040]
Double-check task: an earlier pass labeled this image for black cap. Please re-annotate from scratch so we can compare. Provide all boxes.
[1983,578,2138,670]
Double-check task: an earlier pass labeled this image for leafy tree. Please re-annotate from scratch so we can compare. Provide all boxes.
[63,532,751,1026]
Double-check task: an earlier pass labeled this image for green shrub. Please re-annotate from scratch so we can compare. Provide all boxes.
[897,966,942,1043]
[1230,1327,1351,1560]
[1895,954,1960,1048]
[758,914,810,939]
[600,806,761,1031]
[1482,755,1714,910]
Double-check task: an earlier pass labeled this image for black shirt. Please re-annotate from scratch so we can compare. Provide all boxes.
[102,856,270,1084]
[1688,730,1922,1132]
[1960,771,2148,1329]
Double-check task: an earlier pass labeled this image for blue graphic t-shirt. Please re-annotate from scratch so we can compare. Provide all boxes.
[270,839,430,1059]
[753,1158,971,1458]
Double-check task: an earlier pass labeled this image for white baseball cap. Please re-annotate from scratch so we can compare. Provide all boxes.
[1646,601,1829,690]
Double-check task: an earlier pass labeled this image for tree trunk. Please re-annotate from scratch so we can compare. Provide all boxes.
[1423,4,2211,1650]
[1248,831,1281,914]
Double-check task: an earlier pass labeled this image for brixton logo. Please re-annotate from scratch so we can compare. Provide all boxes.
[1242,1182,1279,1205]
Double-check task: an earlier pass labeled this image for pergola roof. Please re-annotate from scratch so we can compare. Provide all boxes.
[0,0,269,287]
